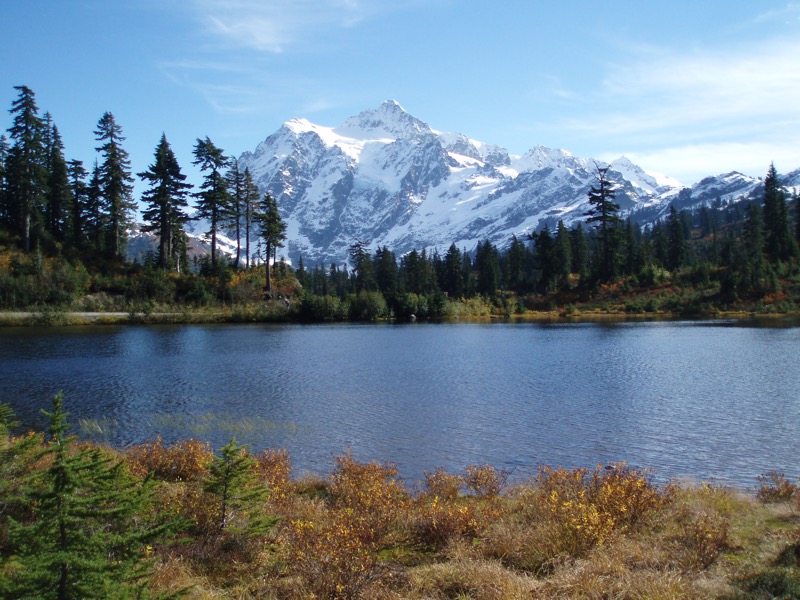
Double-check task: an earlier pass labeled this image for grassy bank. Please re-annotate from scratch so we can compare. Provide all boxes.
[2,425,799,599]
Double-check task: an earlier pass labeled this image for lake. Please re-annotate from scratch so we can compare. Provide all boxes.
[1,319,798,488]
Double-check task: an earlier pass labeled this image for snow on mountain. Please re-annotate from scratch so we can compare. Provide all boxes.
[230,100,787,266]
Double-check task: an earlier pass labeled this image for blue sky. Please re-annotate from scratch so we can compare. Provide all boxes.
[2,0,800,191]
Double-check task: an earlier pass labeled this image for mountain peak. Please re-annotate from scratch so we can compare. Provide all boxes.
[335,99,433,140]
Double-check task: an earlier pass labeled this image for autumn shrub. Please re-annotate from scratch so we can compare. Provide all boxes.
[464,464,506,498]
[125,436,212,482]
[256,448,292,503]
[409,493,482,549]
[154,481,218,536]
[283,508,379,599]
[409,466,505,549]
[676,509,731,569]
[756,471,798,503]
[422,467,463,500]
[534,464,670,558]
[278,454,409,597]
[329,453,409,546]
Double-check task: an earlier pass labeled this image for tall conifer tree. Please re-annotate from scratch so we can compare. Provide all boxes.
[242,167,260,269]
[94,112,135,259]
[45,125,71,243]
[584,165,621,281]
[443,242,465,298]
[139,134,192,271]
[0,134,9,228]
[253,191,286,294]
[666,204,688,271]
[5,85,48,252]
[555,220,572,290]
[762,163,795,261]
[225,160,247,268]
[192,137,231,267]
[66,159,88,249]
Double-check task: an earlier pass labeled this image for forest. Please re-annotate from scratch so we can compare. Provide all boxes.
[2,84,800,323]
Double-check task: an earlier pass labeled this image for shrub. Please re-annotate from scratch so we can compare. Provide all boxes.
[255,448,292,503]
[329,452,409,545]
[295,293,347,321]
[125,436,212,482]
[347,291,388,321]
[756,471,798,503]
[464,464,506,498]
[534,464,670,557]
[677,509,730,569]
[422,467,463,500]
[409,493,481,548]
[283,509,378,599]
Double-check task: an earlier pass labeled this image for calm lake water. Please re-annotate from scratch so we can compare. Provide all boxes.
[1,320,798,488]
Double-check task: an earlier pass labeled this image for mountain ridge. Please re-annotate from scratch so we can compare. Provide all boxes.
[137,101,796,266]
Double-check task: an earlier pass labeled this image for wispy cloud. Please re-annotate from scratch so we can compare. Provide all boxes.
[554,34,800,180]
[590,37,800,137]
[753,2,800,25]
[188,0,383,53]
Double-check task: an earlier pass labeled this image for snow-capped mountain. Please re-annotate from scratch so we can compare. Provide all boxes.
[159,100,788,267]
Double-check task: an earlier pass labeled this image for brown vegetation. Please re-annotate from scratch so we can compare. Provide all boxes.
[120,441,800,598]
[2,430,799,598]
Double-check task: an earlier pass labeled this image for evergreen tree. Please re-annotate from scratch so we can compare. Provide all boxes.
[666,204,688,271]
[741,202,767,294]
[225,160,245,268]
[374,246,398,300]
[796,191,800,247]
[442,242,465,298]
[532,226,556,294]
[348,239,374,292]
[85,160,104,254]
[5,85,48,252]
[45,126,72,244]
[400,248,425,294]
[651,221,668,269]
[475,240,499,297]
[192,137,231,266]
[202,437,273,536]
[94,112,135,260]
[461,248,474,297]
[6,393,173,599]
[139,134,192,271]
[0,134,8,228]
[570,223,590,281]
[66,160,88,249]
[555,220,572,290]
[623,218,644,276]
[504,235,527,294]
[253,192,287,294]
[242,168,260,269]
[584,165,621,281]
[762,163,795,261]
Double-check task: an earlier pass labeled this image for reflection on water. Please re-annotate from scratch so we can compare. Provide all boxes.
[1,321,798,487]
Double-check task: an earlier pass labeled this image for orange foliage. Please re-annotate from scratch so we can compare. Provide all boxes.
[125,437,212,482]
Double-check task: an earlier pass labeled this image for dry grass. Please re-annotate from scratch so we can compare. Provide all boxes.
[140,456,800,599]
[5,433,798,599]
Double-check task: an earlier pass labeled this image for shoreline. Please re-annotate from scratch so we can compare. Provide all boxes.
[2,308,800,327]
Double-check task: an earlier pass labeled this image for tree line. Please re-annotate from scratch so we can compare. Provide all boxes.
[0,85,286,292]
[2,85,799,317]
[295,164,800,317]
